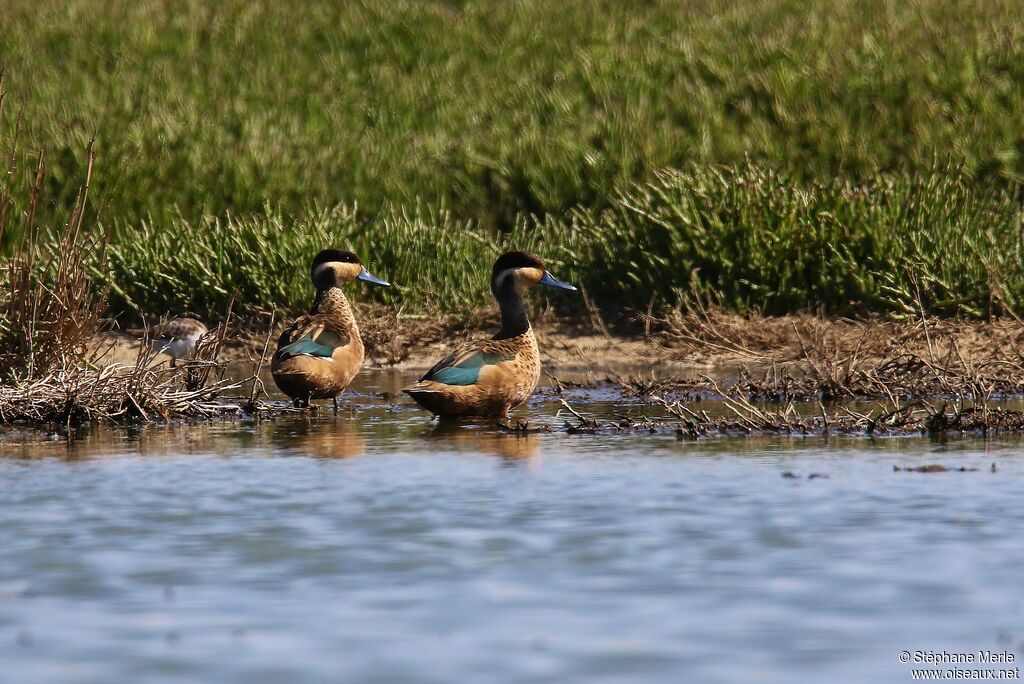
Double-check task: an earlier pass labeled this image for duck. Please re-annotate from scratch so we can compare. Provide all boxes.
[404,251,577,419]
[271,249,390,409]
[129,316,208,367]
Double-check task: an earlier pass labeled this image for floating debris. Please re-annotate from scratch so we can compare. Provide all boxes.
[546,385,1024,438]
[779,472,829,479]
[893,464,979,473]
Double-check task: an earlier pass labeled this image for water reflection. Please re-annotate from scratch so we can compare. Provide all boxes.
[0,423,230,460]
[426,420,540,459]
[260,416,366,459]
[2,371,1024,684]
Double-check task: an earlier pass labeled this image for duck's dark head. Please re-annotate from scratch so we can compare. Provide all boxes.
[490,251,577,298]
[310,249,390,290]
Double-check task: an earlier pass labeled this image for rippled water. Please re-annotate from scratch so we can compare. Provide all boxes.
[2,370,1023,683]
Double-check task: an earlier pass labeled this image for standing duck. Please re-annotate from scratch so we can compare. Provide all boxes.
[404,251,577,419]
[272,249,390,408]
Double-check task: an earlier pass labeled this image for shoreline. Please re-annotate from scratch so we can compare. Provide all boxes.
[96,309,1024,375]
[95,320,679,373]
[4,310,1022,433]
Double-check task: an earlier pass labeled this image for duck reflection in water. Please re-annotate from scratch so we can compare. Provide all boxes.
[264,418,366,459]
[426,420,539,460]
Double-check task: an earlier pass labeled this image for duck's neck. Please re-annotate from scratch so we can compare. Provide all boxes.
[494,286,530,340]
[312,286,360,337]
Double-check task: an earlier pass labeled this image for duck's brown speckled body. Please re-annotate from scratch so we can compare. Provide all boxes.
[272,287,363,401]
[405,330,541,418]
[404,251,576,419]
[271,249,389,407]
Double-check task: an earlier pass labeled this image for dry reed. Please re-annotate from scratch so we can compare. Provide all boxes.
[0,87,271,428]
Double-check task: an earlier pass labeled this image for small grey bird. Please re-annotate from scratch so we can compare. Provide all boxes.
[130,317,209,367]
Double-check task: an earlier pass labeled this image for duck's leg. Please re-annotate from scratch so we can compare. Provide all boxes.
[332,396,339,413]
[494,402,515,430]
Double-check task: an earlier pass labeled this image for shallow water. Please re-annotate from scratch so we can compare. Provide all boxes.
[2,370,1023,683]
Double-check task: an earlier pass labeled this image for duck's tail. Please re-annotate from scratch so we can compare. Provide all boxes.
[403,382,439,395]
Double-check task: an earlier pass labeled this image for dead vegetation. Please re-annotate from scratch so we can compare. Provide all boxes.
[0,355,248,425]
[589,296,1024,403]
[0,293,285,427]
[0,132,104,379]
[357,307,499,366]
[553,384,1024,438]
[638,287,1024,366]
[0,235,267,426]
[0,87,275,428]
[550,302,1024,436]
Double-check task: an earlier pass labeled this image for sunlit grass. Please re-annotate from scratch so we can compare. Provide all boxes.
[5,0,1024,320]
[557,165,1024,317]
[99,203,545,316]
[93,164,1024,320]
[2,0,1023,239]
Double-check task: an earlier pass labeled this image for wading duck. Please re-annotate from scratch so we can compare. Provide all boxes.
[404,251,577,419]
[271,249,390,409]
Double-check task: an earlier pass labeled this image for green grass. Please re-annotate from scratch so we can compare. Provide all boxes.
[560,165,1024,318]
[98,204,547,317]
[4,0,1024,321]
[3,0,1024,236]
[94,165,1024,320]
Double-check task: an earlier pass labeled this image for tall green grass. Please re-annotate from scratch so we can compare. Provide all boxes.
[100,204,547,317]
[6,0,1024,321]
[2,0,1024,237]
[95,165,1024,320]
[557,166,1024,317]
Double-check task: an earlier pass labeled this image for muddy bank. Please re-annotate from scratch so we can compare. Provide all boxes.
[5,308,1022,433]
[98,311,671,372]
[101,307,1024,376]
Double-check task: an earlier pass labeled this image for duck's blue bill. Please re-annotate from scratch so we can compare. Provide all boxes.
[539,270,578,291]
[357,267,391,287]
